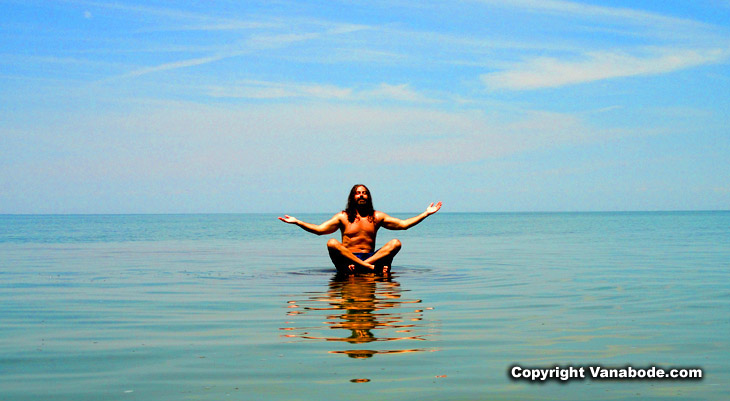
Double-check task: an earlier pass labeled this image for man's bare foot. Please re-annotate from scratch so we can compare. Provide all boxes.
[347,263,376,273]
[382,265,391,275]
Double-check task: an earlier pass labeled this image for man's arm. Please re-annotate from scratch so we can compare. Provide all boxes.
[278,213,342,235]
[379,202,442,230]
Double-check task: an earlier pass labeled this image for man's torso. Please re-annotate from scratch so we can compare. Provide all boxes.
[339,211,382,253]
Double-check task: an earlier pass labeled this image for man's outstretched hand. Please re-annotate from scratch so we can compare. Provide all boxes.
[426,201,442,215]
[278,215,299,224]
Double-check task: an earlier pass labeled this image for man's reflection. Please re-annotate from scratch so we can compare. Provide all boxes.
[282,273,434,358]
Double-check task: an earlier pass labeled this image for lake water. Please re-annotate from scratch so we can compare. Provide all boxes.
[1,212,728,400]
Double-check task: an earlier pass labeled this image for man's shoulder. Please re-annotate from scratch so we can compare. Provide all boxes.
[373,210,388,220]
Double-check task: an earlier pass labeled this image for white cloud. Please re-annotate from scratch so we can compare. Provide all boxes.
[481,48,728,90]
[247,32,324,50]
[105,21,369,80]
[380,109,602,164]
[5,101,609,184]
[205,80,436,103]
[362,83,437,103]
[117,55,231,79]
[474,0,716,31]
[206,81,351,100]
[65,0,216,22]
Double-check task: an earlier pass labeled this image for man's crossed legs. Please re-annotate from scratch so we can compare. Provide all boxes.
[327,238,401,275]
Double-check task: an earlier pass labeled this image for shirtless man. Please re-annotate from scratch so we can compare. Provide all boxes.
[278,184,442,274]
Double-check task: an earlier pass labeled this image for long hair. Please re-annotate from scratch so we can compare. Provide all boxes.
[344,184,374,223]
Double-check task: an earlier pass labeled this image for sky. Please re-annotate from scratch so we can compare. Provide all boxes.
[1,0,729,214]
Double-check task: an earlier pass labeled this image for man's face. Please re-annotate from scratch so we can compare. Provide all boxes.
[354,186,369,204]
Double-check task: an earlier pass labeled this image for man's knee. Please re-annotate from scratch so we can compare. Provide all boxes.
[326,238,340,249]
[389,239,402,251]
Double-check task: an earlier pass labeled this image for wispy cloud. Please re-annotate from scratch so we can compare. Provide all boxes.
[364,83,436,103]
[205,80,437,103]
[62,0,217,22]
[474,0,717,30]
[481,47,728,90]
[117,55,233,79]
[380,109,604,164]
[103,21,370,80]
[207,80,352,100]
[134,20,281,33]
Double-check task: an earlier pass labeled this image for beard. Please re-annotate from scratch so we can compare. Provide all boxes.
[355,197,371,210]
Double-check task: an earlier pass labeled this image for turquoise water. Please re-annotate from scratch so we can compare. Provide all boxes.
[1,212,728,400]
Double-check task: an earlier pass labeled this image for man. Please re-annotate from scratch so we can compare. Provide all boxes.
[278,184,442,274]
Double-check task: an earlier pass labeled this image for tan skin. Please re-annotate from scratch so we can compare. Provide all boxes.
[278,186,442,274]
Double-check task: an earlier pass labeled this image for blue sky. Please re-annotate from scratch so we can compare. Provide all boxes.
[1,0,729,213]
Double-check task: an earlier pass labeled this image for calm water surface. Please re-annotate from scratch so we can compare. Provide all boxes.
[1,212,728,400]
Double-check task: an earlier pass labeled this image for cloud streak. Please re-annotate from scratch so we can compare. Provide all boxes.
[380,109,607,164]
[116,55,233,79]
[62,0,218,22]
[481,47,728,90]
[104,22,371,80]
[474,0,718,31]
[205,80,437,103]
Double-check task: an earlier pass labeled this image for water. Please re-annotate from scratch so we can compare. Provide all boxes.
[1,212,728,400]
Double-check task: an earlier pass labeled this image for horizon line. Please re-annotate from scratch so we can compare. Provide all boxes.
[1,209,727,216]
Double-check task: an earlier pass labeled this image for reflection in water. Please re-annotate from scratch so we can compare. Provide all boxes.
[281,273,436,359]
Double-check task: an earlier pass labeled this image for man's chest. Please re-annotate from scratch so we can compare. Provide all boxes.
[342,217,379,236]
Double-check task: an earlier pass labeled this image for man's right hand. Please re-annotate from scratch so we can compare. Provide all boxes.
[278,215,298,224]
[426,201,442,215]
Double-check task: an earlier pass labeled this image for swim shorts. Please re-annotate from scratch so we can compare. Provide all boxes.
[353,248,381,261]
[353,252,375,261]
